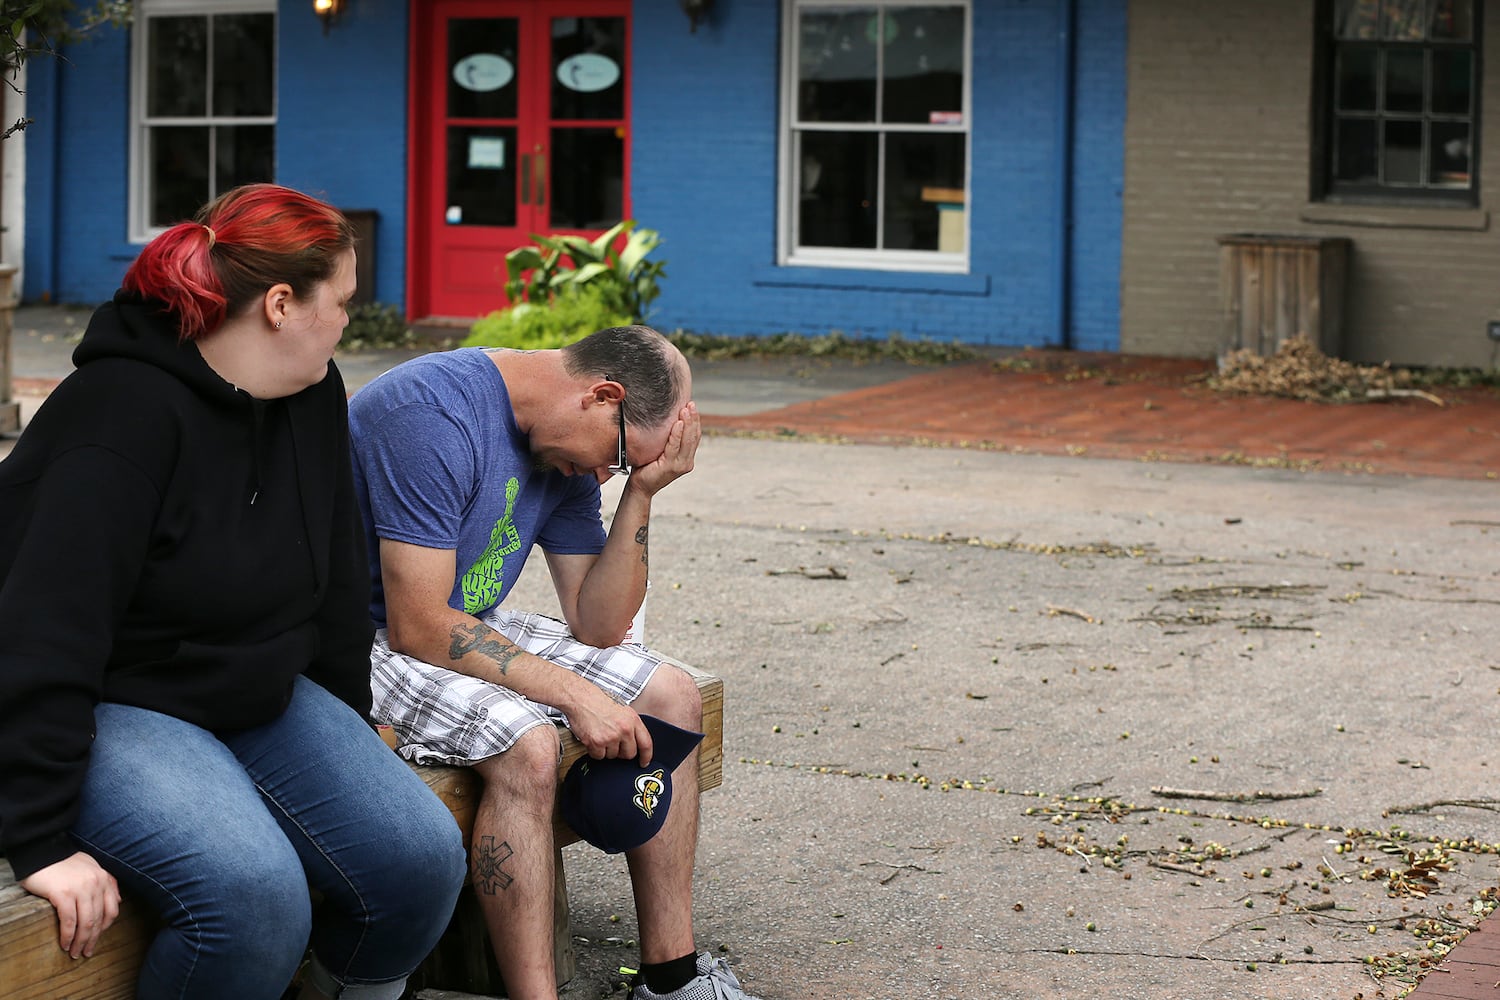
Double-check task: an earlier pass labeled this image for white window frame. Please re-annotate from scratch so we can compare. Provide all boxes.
[777,0,972,272]
[128,0,277,242]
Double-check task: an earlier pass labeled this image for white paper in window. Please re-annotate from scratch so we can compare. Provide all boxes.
[468,136,505,170]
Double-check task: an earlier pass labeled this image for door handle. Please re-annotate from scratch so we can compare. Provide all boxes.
[534,151,546,205]
[520,152,532,205]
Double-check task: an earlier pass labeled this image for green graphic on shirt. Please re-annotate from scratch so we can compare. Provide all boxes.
[461,476,521,613]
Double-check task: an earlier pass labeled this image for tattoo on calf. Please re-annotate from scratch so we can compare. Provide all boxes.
[448,622,524,675]
[471,835,515,894]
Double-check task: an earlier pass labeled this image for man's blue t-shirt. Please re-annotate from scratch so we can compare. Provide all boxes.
[348,348,607,627]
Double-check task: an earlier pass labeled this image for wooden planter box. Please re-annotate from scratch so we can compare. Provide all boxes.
[1217,234,1351,364]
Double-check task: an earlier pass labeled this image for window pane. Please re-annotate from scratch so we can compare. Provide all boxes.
[549,127,622,229]
[1333,117,1378,181]
[1335,48,1377,111]
[1383,50,1425,112]
[883,132,964,251]
[798,9,877,123]
[148,17,206,117]
[1430,50,1472,113]
[150,126,209,226]
[881,7,964,124]
[449,18,519,120]
[1381,0,1426,39]
[550,17,625,121]
[446,126,517,226]
[1335,0,1379,39]
[1430,0,1472,40]
[216,125,273,192]
[1429,121,1471,185]
[211,14,274,116]
[797,130,877,248]
[1383,119,1423,183]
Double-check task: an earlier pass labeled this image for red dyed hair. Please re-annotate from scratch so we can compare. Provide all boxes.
[121,184,357,341]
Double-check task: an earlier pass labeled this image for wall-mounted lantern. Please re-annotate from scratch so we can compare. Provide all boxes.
[679,0,712,33]
[314,0,342,35]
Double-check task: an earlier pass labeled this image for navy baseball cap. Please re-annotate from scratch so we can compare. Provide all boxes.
[559,714,705,854]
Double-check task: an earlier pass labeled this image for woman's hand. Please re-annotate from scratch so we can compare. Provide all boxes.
[19,851,121,959]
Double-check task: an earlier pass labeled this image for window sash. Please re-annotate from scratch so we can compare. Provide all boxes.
[1320,0,1479,201]
[129,0,277,241]
[779,0,971,270]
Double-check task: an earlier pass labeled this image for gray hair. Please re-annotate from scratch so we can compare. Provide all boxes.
[561,325,686,429]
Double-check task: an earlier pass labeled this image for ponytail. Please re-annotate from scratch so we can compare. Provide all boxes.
[121,223,226,339]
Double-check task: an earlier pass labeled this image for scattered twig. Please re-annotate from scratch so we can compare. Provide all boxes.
[766,566,847,580]
[1365,387,1445,406]
[1386,798,1500,816]
[859,861,939,885]
[1151,786,1323,803]
[1168,584,1324,601]
[1045,604,1098,623]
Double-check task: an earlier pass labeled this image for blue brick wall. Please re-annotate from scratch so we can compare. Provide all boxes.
[24,2,410,307]
[24,25,131,304]
[632,0,1127,349]
[25,0,1126,350]
[277,0,409,306]
[1071,0,1127,352]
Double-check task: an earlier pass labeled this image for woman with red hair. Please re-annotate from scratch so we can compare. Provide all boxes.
[0,184,464,999]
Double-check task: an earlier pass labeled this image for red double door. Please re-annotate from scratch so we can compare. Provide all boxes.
[408,1,630,320]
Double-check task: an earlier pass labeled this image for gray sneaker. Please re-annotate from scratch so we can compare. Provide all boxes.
[627,952,761,1000]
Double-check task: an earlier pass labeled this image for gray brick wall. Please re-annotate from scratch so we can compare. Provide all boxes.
[1123,0,1500,368]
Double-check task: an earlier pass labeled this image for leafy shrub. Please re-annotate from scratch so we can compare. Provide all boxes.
[462,284,632,351]
[504,221,665,324]
[340,302,418,351]
[666,329,978,365]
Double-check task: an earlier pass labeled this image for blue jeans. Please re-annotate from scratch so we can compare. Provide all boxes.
[73,676,466,1000]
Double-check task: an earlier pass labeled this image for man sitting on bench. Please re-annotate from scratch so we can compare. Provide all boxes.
[348,325,761,1000]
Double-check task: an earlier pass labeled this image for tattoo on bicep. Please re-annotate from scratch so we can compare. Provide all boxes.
[635,524,649,567]
[448,623,525,675]
[471,835,515,894]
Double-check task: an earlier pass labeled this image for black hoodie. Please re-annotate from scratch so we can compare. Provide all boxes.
[0,292,374,880]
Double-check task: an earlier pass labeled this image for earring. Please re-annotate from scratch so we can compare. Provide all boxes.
[275,321,283,330]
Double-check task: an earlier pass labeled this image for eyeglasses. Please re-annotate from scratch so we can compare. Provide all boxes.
[608,392,632,477]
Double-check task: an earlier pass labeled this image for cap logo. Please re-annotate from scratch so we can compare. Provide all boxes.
[632,768,668,819]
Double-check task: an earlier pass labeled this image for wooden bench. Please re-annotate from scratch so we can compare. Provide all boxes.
[0,659,723,999]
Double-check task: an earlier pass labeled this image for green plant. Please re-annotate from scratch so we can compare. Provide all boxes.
[666,329,979,365]
[503,220,665,324]
[462,283,632,351]
[339,302,418,351]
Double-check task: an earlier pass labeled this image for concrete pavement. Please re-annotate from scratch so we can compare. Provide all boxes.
[539,441,1500,1000]
[5,306,1499,999]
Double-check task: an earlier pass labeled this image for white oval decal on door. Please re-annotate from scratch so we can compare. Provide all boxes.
[556,53,620,93]
[453,54,514,93]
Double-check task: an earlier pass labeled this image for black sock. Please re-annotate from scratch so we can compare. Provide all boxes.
[642,951,699,995]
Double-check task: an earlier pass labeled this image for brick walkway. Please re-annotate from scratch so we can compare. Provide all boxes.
[1406,911,1500,1000]
[701,353,1500,481]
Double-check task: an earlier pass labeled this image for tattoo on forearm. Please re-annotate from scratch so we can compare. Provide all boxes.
[635,524,649,567]
[448,623,524,675]
[471,835,515,894]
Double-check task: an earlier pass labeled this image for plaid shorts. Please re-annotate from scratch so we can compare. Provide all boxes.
[370,608,663,766]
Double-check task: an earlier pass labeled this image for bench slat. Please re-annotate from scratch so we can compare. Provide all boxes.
[0,878,149,1000]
